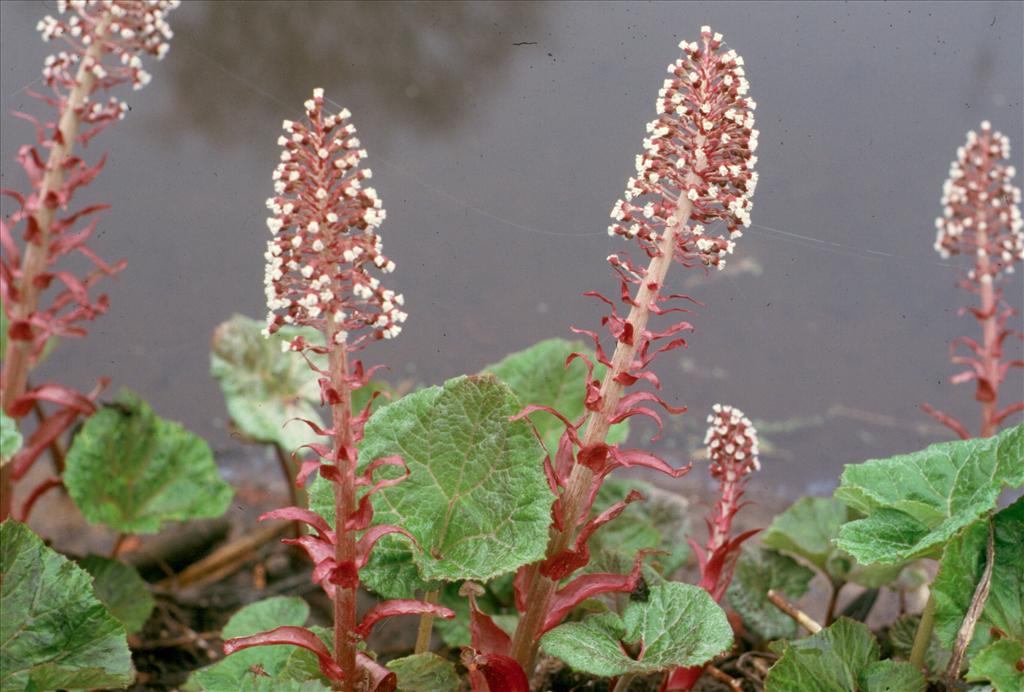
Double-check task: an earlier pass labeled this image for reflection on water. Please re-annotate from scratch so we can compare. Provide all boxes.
[166,1,543,139]
[1,1,1020,495]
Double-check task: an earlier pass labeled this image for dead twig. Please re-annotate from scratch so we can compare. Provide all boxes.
[767,589,822,634]
[707,664,744,690]
[945,520,996,683]
[159,521,289,590]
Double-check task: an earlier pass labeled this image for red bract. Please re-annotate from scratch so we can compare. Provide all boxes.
[0,0,178,520]
[227,90,450,692]
[924,122,1023,439]
[502,26,758,673]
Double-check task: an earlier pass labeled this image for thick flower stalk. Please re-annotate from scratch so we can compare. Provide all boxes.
[223,90,449,692]
[463,27,758,674]
[0,0,179,520]
[924,122,1023,439]
[665,405,760,691]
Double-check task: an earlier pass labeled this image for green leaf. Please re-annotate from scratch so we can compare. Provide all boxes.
[727,546,815,641]
[481,338,628,455]
[385,653,459,691]
[77,555,155,635]
[311,375,551,597]
[766,618,925,692]
[188,597,325,692]
[0,521,134,691]
[210,314,325,453]
[966,639,1024,691]
[762,497,903,587]
[64,391,233,534]
[933,498,1023,655]
[1,412,22,467]
[859,660,927,692]
[540,582,733,677]
[883,614,947,671]
[588,479,690,576]
[835,424,1023,564]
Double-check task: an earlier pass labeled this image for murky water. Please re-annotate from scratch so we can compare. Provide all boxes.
[2,1,1021,496]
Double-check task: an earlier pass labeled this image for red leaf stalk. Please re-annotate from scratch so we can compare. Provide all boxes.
[225,90,449,692]
[507,27,758,672]
[926,122,1023,438]
[0,0,179,519]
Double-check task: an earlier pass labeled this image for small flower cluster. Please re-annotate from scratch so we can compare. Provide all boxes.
[262,89,406,346]
[705,402,760,485]
[39,1,177,114]
[689,404,761,606]
[934,121,1024,283]
[608,26,758,270]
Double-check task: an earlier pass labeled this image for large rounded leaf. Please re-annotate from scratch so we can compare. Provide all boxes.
[64,391,233,534]
[311,375,551,597]
[835,424,1023,564]
[210,314,326,453]
[540,582,733,677]
[1,521,134,691]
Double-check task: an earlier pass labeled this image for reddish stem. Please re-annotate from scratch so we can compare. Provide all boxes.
[328,336,358,692]
[509,199,692,670]
[0,16,111,519]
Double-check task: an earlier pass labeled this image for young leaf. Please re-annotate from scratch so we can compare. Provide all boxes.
[311,376,551,597]
[726,546,815,641]
[210,314,326,452]
[63,390,233,534]
[0,521,134,691]
[765,618,925,692]
[883,614,947,671]
[385,652,459,691]
[0,411,22,466]
[481,338,628,454]
[539,582,733,677]
[932,498,1023,654]
[762,496,903,587]
[835,424,1023,564]
[588,479,690,575]
[188,597,319,691]
[78,555,155,634]
[966,639,1024,691]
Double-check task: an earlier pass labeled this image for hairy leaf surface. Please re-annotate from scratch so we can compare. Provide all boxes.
[540,582,732,677]
[932,498,1023,655]
[727,546,815,641]
[834,425,1023,564]
[311,375,550,597]
[765,618,925,692]
[64,391,233,533]
[0,521,134,691]
[763,496,905,586]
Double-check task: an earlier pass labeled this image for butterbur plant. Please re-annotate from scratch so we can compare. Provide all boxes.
[485,25,759,674]
[663,405,762,690]
[0,0,179,520]
[924,121,1023,439]
[221,90,450,692]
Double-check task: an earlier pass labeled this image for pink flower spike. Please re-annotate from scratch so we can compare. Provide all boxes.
[262,91,405,348]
